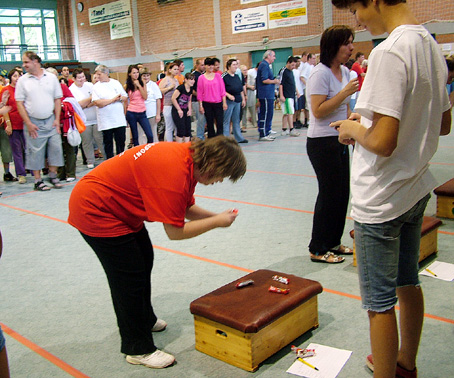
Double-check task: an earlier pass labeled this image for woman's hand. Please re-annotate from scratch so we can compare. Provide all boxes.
[178,109,183,118]
[342,78,359,97]
[215,209,239,227]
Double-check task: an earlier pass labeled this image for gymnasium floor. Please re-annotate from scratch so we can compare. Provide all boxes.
[0,109,453,378]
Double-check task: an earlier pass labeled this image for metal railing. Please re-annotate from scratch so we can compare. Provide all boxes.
[0,44,76,63]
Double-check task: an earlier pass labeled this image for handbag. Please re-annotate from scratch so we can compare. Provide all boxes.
[67,117,81,147]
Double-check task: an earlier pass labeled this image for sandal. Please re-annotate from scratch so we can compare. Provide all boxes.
[34,181,51,191]
[330,244,353,255]
[310,252,345,264]
[49,178,62,189]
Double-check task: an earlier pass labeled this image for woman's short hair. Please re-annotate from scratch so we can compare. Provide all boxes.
[95,64,109,75]
[8,68,22,81]
[167,62,179,73]
[226,59,237,70]
[184,72,195,80]
[320,25,354,67]
[204,57,215,66]
[190,136,246,183]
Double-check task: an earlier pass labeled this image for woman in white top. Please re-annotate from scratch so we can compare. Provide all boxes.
[70,68,104,168]
[92,65,128,159]
[305,25,358,264]
[141,68,162,144]
[158,63,179,142]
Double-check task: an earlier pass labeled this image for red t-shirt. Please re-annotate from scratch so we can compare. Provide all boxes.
[68,142,197,237]
[351,62,364,90]
[1,85,23,130]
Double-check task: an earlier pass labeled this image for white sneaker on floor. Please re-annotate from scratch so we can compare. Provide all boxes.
[66,177,76,182]
[281,129,289,136]
[126,349,175,369]
[269,130,277,134]
[87,164,94,169]
[290,129,300,137]
[152,319,167,332]
[259,135,274,141]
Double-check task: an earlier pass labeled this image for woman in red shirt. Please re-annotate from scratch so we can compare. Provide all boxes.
[1,68,26,183]
[68,136,246,370]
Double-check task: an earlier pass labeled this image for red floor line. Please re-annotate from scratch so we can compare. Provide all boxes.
[0,323,91,378]
[0,202,68,224]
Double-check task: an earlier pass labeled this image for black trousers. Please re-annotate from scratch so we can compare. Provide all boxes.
[81,226,157,355]
[202,101,223,138]
[306,136,350,254]
[102,126,126,159]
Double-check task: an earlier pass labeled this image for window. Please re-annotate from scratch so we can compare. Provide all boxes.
[0,7,59,62]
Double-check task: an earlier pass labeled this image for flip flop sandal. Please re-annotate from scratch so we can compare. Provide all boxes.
[310,252,345,264]
[34,181,51,191]
[330,245,354,255]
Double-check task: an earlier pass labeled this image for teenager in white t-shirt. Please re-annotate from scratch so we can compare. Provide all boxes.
[331,1,451,377]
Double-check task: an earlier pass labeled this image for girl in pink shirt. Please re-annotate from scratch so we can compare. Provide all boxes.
[126,65,154,146]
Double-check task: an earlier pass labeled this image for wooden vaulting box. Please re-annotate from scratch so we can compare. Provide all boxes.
[434,179,454,219]
[189,269,323,372]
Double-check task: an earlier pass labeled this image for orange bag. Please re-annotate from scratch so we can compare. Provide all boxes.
[74,112,86,133]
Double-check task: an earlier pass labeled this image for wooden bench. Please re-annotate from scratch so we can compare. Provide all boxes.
[190,269,323,371]
[434,179,454,219]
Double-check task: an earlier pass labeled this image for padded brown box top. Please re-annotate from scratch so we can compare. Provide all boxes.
[190,269,323,333]
[434,178,454,196]
[421,216,442,236]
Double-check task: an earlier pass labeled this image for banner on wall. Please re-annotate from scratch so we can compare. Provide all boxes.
[110,17,133,40]
[268,0,308,29]
[231,6,268,34]
[89,0,131,26]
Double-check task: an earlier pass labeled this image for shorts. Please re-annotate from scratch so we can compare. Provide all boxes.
[355,193,430,312]
[282,98,295,115]
[0,325,5,351]
[295,94,306,111]
[24,115,64,170]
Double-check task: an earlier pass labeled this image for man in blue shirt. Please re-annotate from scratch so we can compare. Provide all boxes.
[256,50,280,141]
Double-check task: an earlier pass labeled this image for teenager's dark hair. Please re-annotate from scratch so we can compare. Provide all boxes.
[447,56,454,72]
[212,58,220,64]
[184,72,194,80]
[173,59,183,66]
[332,0,406,8]
[226,59,237,70]
[345,58,355,69]
[320,25,354,67]
[355,51,364,59]
[286,56,298,64]
[72,68,84,78]
[126,64,144,93]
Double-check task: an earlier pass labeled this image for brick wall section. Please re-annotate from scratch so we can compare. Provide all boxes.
[137,0,216,56]
[220,0,325,47]
[75,0,136,63]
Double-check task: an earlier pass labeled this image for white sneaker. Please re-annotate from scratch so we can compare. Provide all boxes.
[289,129,300,137]
[259,135,274,141]
[126,349,175,369]
[87,164,94,169]
[269,130,277,134]
[152,319,167,332]
[268,133,276,139]
[66,177,76,182]
[281,129,289,136]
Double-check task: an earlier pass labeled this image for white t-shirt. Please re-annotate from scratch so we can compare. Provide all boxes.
[351,25,451,223]
[69,82,97,126]
[306,63,350,138]
[92,79,127,131]
[349,70,358,100]
[293,68,303,94]
[144,80,162,118]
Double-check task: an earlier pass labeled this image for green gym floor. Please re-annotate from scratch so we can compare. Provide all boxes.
[1,109,453,378]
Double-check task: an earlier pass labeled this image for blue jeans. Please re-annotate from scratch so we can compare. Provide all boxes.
[257,98,274,137]
[126,111,153,146]
[355,193,430,312]
[192,101,206,140]
[102,126,126,159]
[223,100,245,142]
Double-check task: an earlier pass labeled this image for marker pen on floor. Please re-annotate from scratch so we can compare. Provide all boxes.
[297,357,319,371]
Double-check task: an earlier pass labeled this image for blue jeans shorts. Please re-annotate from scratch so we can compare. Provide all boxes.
[0,325,5,351]
[355,193,430,312]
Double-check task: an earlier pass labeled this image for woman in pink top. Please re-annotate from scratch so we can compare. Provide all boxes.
[197,57,227,138]
[126,65,154,146]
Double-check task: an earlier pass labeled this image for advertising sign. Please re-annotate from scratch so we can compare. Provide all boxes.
[89,0,131,26]
[231,6,268,34]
